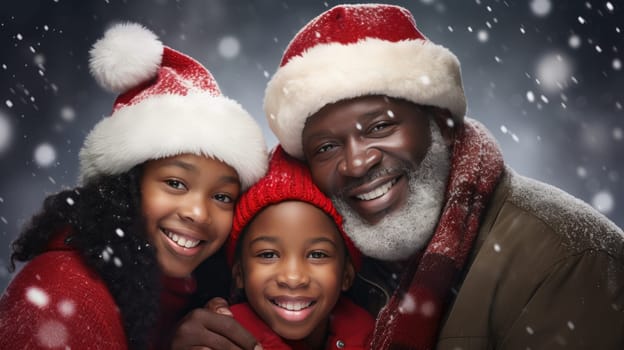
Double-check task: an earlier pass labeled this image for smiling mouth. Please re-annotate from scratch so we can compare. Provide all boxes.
[271,299,316,311]
[355,177,400,201]
[161,229,202,248]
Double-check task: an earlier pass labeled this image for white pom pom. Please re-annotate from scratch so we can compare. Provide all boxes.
[89,22,163,93]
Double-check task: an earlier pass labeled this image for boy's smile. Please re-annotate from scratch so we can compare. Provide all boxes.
[234,200,355,347]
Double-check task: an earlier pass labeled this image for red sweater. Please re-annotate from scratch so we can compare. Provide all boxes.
[231,297,374,350]
[0,239,196,349]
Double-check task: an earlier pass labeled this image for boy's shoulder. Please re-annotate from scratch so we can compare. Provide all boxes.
[328,296,375,349]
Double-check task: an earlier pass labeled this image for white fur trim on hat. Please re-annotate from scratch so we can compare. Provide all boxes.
[264,38,466,159]
[89,22,164,93]
[79,93,268,190]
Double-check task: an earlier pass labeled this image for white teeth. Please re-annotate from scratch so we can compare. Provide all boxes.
[165,230,200,248]
[356,179,397,201]
[275,300,312,311]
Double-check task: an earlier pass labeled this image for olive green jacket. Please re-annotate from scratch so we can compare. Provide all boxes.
[350,168,624,349]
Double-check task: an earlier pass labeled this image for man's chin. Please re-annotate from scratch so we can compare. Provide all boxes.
[332,121,451,261]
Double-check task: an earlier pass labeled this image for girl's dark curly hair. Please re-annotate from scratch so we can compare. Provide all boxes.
[9,164,234,349]
[9,166,161,350]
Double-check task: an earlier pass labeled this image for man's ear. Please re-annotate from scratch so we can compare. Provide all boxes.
[232,261,244,289]
[431,107,457,146]
[341,260,356,291]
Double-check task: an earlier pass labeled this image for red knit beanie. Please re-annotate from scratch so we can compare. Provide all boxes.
[227,145,361,270]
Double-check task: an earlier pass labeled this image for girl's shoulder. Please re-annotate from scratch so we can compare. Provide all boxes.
[0,250,127,348]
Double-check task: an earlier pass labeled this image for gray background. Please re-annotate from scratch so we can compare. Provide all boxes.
[1,0,622,291]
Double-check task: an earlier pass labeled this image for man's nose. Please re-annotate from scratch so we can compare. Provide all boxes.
[338,138,382,178]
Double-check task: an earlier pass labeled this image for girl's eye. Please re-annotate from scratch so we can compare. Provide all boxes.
[214,193,234,203]
[165,179,186,190]
[308,251,329,259]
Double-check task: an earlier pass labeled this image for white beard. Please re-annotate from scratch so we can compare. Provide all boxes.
[332,122,451,261]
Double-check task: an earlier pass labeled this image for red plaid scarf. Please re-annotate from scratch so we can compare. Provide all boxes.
[371,119,504,350]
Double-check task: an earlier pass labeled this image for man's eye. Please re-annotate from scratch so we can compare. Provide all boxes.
[370,122,390,132]
[317,144,334,153]
[165,179,186,190]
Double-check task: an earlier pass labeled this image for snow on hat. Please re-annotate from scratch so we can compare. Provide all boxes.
[264,3,466,159]
[227,145,362,270]
[80,22,267,189]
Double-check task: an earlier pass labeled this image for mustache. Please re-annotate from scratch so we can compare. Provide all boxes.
[337,161,414,198]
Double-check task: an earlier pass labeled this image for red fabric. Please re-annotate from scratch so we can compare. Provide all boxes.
[280,4,425,66]
[227,146,361,270]
[0,249,128,349]
[113,46,221,111]
[0,234,196,350]
[371,120,505,350]
[231,296,373,350]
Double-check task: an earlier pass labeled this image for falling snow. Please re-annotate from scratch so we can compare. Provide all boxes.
[34,143,56,167]
[1,0,622,304]
[36,320,68,348]
[115,228,124,237]
[536,53,571,93]
[530,0,552,17]
[26,287,49,308]
[57,299,75,317]
[477,30,489,43]
[592,191,614,214]
[60,106,75,122]
[218,36,240,59]
[568,35,581,49]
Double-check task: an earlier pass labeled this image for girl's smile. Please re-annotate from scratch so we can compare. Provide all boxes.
[141,154,241,278]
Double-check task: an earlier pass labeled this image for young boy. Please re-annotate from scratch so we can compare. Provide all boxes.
[226,146,374,350]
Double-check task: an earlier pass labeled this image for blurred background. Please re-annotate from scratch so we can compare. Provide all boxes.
[1,0,622,291]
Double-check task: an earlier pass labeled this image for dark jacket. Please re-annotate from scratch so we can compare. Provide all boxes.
[349,168,624,349]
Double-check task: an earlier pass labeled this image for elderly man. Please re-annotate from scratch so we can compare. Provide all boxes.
[172,4,624,350]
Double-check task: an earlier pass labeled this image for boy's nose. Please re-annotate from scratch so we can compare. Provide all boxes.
[276,259,310,289]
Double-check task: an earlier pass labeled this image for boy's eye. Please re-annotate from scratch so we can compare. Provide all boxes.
[257,251,278,259]
[165,179,186,190]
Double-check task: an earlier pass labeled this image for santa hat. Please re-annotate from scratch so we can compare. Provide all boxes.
[264,4,466,159]
[79,22,267,189]
[226,145,362,270]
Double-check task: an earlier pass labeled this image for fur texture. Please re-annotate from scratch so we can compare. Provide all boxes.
[89,22,163,93]
[79,93,268,190]
[264,38,466,158]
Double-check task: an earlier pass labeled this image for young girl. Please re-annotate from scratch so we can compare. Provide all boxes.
[226,146,374,350]
[0,23,267,349]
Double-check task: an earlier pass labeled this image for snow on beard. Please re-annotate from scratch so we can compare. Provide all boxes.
[332,122,451,261]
